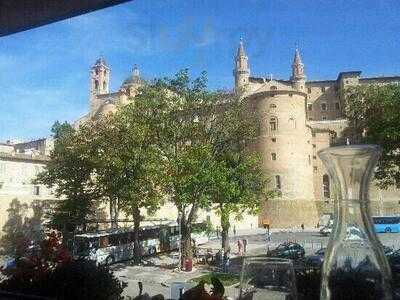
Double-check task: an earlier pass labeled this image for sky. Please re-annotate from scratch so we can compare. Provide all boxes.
[0,0,399,141]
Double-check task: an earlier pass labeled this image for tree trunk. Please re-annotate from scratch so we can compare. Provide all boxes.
[220,205,230,252]
[109,198,117,229]
[115,198,120,225]
[180,216,192,269]
[132,206,141,263]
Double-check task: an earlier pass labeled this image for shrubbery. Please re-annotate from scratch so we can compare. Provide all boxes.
[0,232,126,300]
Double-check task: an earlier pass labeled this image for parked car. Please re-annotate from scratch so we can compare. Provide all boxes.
[387,248,400,273]
[383,245,395,257]
[320,223,333,236]
[267,242,305,260]
[305,248,325,269]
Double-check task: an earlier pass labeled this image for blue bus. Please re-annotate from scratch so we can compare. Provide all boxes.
[372,216,400,233]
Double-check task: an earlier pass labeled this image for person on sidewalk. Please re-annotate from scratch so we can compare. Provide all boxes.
[237,239,243,255]
[265,230,271,242]
[301,223,305,231]
[223,250,230,273]
[242,238,248,253]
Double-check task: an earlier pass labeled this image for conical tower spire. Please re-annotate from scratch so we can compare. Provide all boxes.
[291,47,306,80]
[234,38,250,93]
[237,37,246,57]
[293,48,302,65]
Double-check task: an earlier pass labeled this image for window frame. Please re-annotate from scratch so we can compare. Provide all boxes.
[269,117,278,131]
[33,185,40,196]
[275,175,281,190]
[271,153,277,161]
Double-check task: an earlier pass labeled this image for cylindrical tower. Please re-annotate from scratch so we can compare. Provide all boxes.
[247,89,316,226]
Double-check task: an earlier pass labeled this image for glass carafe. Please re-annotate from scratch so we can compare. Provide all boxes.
[318,145,392,300]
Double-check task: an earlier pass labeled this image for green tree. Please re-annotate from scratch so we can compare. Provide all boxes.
[209,153,272,251]
[133,70,274,262]
[90,109,163,262]
[205,96,273,251]
[35,122,100,239]
[344,84,400,188]
[131,70,219,264]
[37,114,163,262]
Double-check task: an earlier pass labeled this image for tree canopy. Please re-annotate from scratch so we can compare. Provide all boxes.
[344,84,400,188]
[35,121,100,233]
[37,69,272,265]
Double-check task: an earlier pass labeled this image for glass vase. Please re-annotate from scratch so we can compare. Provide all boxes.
[318,145,392,300]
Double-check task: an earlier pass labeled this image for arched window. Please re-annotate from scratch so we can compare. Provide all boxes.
[94,80,99,91]
[271,153,277,161]
[323,174,330,198]
[275,175,281,190]
[270,117,278,131]
[95,69,99,75]
[288,116,296,129]
[104,70,107,76]
[270,86,277,91]
[103,81,107,90]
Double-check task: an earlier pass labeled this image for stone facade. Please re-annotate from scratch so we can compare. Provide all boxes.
[234,41,400,227]
[75,42,400,229]
[0,142,58,236]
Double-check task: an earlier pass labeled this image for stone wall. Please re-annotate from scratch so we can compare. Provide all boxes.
[259,199,320,228]
[260,197,400,230]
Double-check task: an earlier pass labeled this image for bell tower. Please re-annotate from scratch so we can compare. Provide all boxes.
[90,57,110,114]
[233,38,250,93]
[291,48,306,92]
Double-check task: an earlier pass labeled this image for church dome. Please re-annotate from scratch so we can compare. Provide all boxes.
[121,65,144,87]
[122,75,143,86]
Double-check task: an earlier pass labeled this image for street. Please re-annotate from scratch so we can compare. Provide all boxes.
[112,230,400,298]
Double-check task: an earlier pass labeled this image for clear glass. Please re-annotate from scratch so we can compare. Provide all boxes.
[318,145,392,300]
[239,256,297,300]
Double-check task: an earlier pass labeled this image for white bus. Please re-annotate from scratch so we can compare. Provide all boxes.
[73,223,209,265]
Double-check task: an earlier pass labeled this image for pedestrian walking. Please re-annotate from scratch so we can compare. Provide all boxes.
[265,230,271,242]
[242,238,248,253]
[215,249,222,267]
[237,239,243,255]
[233,225,237,236]
[301,223,305,231]
[223,250,230,273]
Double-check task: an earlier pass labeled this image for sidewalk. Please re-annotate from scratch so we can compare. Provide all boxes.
[237,227,319,234]
[209,227,319,241]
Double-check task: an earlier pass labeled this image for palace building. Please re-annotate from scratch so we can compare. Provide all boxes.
[233,40,400,227]
[74,41,400,228]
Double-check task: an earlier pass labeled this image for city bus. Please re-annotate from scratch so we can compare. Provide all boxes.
[372,216,400,233]
[73,223,208,265]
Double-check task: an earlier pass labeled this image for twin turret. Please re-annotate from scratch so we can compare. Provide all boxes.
[233,40,306,93]
[290,48,306,92]
[233,38,250,93]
